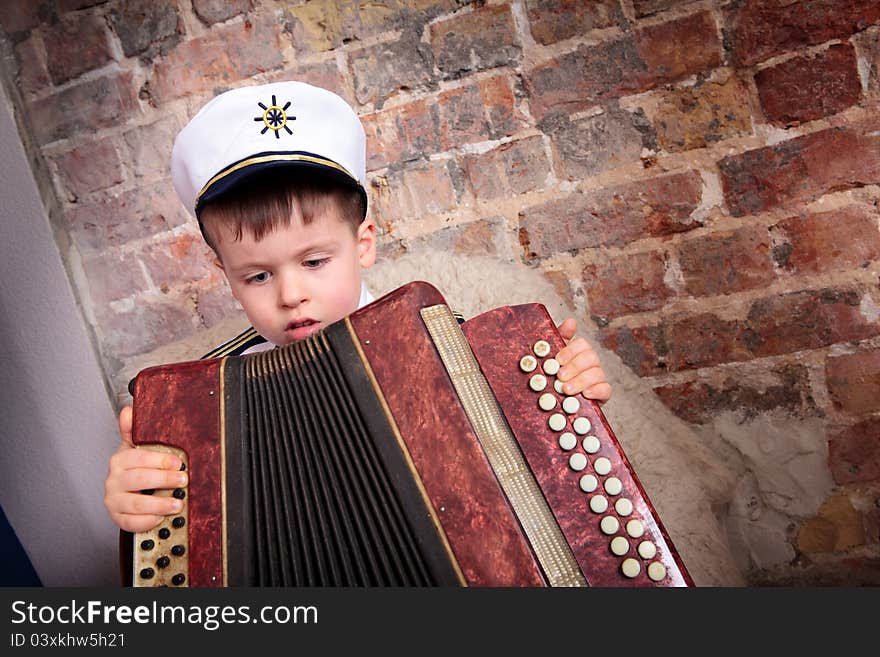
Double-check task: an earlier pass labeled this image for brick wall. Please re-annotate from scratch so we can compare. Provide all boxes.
[1,0,878,585]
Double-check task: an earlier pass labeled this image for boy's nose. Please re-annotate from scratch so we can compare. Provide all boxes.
[278,272,307,308]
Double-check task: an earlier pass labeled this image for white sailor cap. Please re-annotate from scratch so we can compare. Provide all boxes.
[170,80,367,221]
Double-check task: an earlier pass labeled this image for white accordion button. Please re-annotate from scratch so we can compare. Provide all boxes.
[559,432,577,451]
[594,456,612,476]
[548,413,566,431]
[610,536,629,556]
[519,355,538,372]
[621,558,641,578]
[582,435,600,454]
[533,340,551,357]
[604,476,622,496]
[542,358,560,376]
[626,519,645,538]
[554,379,565,394]
[638,540,657,560]
[568,453,587,472]
[579,474,598,492]
[600,516,620,535]
[573,417,591,435]
[538,393,556,411]
[589,495,608,513]
[615,498,634,517]
[529,374,547,392]
[647,562,667,582]
[562,396,580,414]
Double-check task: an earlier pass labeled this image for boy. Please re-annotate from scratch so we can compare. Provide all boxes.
[104,80,612,533]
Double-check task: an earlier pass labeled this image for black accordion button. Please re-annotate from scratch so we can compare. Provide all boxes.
[140,539,155,551]
[179,462,186,471]
[139,568,154,580]
[140,489,155,495]
[156,556,170,569]
[171,574,186,586]
[172,516,185,529]
[171,544,185,556]
[172,488,186,500]
[158,528,170,540]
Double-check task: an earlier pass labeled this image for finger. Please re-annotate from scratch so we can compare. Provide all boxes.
[106,489,184,517]
[557,366,607,396]
[113,513,166,534]
[118,406,134,448]
[583,381,612,404]
[557,349,602,382]
[117,467,188,494]
[555,336,591,367]
[556,318,577,343]
[110,446,183,473]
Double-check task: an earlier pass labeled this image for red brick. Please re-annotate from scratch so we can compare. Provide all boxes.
[150,15,283,104]
[97,295,199,359]
[51,138,125,199]
[108,0,181,58]
[519,171,703,259]
[436,74,526,150]
[718,127,880,217]
[65,181,190,255]
[653,362,816,424]
[0,0,46,36]
[44,13,114,85]
[411,217,508,258]
[756,44,862,127]
[668,312,748,371]
[541,106,649,179]
[745,287,880,358]
[525,12,721,120]
[264,61,352,106]
[475,73,525,140]
[770,206,880,275]
[14,36,50,97]
[123,117,180,180]
[27,72,138,144]
[726,0,880,67]
[678,225,776,297]
[195,280,241,329]
[82,251,150,305]
[582,250,673,319]
[828,418,880,484]
[525,0,624,45]
[462,136,549,199]
[349,33,434,105]
[853,27,880,99]
[632,0,695,18]
[370,160,460,226]
[826,349,880,415]
[140,232,217,291]
[192,0,249,26]
[363,99,439,171]
[600,323,671,377]
[429,4,520,79]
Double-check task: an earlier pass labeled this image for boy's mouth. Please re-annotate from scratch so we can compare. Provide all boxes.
[284,318,321,340]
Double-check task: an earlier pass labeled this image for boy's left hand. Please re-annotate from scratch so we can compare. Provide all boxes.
[554,318,612,404]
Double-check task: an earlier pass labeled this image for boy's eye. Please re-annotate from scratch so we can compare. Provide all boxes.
[304,258,328,269]
[247,272,270,284]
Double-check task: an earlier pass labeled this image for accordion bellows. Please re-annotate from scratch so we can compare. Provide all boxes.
[129,281,692,587]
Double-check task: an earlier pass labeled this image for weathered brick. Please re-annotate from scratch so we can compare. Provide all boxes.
[826,349,880,415]
[123,117,180,180]
[150,14,283,104]
[410,217,509,258]
[349,33,434,106]
[828,418,880,484]
[44,12,113,85]
[97,295,198,359]
[755,43,862,127]
[798,495,866,553]
[582,250,673,318]
[541,105,651,179]
[770,206,880,275]
[718,127,880,217]
[525,12,721,120]
[726,0,880,68]
[192,0,249,26]
[14,36,51,98]
[668,312,747,371]
[65,181,190,255]
[649,73,751,152]
[475,73,526,140]
[653,362,817,424]
[370,160,460,226]
[51,137,125,199]
[195,280,241,328]
[525,0,624,45]
[600,323,671,377]
[745,287,880,358]
[462,135,550,199]
[59,0,105,12]
[27,72,138,144]
[264,60,353,106]
[140,232,217,291]
[429,4,521,79]
[362,99,440,171]
[108,0,181,58]
[677,225,775,297]
[0,0,49,37]
[853,26,880,99]
[82,250,150,305]
[632,0,695,18]
[519,171,703,259]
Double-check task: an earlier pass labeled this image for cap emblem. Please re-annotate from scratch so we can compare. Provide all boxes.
[254,95,296,138]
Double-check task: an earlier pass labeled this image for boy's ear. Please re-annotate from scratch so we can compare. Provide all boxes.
[212,256,225,272]
[357,217,377,268]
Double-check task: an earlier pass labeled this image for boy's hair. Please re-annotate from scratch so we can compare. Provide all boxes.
[199,169,367,254]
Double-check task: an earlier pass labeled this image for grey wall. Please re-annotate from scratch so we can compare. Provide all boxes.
[0,80,120,586]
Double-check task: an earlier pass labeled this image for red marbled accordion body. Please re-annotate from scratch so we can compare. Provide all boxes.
[129,281,692,587]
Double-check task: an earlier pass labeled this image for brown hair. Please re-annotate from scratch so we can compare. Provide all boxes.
[199,169,366,253]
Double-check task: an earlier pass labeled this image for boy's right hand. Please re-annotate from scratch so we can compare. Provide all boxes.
[103,406,188,533]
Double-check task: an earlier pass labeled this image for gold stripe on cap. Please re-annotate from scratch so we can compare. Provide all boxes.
[195,153,362,211]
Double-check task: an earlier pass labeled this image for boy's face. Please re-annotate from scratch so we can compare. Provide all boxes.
[212,209,376,346]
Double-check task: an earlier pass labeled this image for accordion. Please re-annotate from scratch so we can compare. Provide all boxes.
[128,281,692,587]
